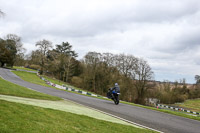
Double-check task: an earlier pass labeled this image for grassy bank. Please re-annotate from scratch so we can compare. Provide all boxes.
[13,66,38,72]
[0,95,137,127]
[0,100,155,133]
[0,77,61,101]
[174,99,200,112]
[12,71,55,88]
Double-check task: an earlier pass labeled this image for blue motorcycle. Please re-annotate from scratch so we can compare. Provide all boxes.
[107,88,120,105]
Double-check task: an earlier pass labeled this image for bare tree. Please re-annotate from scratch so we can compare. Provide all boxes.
[84,52,101,92]
[115,54,138,78]
[35,39,53,74]
[29,50,43,65]
[101,53,115,67]
[134,58,154,104]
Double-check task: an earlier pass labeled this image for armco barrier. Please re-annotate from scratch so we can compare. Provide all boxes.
[16,69,38,74]
[37,73,106,99]
[156,104,200,115]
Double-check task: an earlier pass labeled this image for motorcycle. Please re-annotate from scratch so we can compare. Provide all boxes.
[107,88,120,105]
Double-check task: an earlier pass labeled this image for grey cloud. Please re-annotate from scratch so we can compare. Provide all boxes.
[1,0,200,83]
[176,29,200,47]
[15,0,200,39]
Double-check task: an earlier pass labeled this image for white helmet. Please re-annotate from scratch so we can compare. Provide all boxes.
[115,83,118,86]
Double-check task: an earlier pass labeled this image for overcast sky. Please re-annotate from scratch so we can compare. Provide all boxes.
[0,0,200,83]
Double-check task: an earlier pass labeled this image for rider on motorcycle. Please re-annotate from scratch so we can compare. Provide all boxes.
[110,83,120,94]
[107,83,120,104]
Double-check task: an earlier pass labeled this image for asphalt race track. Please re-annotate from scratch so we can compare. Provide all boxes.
[0,68,200,133]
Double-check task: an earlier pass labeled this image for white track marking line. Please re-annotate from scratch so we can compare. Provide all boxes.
[0,75,5,80]
[63,98,163,133]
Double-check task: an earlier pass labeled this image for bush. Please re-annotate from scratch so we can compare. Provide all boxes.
[189,87,200,99]
[71,76,83,88]
[28,64,40,70]
[159,90,187,104]
[172,94,185,103]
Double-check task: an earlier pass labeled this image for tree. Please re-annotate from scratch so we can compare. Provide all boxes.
[28,50,43,66]
[101,53,115,67]
[80,52,154,103]
[55,42,77,57]
[35,39,53,74]
[0,38,17,67]
[84,52,101,92]
[114,54,138,78]
[54,42,78,82]
[134,58,154,104]
[5,34,26,66]
[5,34,25,54]
[195,75,200,84]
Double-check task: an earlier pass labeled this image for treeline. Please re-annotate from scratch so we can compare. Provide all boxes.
[1,34,200,105]
[26,39,154,104]
[146,79,200,104]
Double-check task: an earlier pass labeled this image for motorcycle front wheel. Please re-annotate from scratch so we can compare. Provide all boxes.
[114,95,119,105]
[114,100,119,105]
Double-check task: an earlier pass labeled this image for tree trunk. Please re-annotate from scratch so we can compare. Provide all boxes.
[66,57,71,83]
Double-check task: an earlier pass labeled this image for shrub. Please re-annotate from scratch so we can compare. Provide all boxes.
[71,76,83,88]
[28,64,40,70]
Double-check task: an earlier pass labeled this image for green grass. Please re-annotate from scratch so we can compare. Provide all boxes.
[0,95,138,127]
[0,77,61,101]
[174,99,200,112]
[13,66,38,72]
[12,71,56,88]
[120,101,200,121]
[0,100,155,133]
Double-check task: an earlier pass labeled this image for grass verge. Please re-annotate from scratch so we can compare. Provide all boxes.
[120,101,200,121]
[174,98,200,112]
[0,77,61,101]
[13,66,38,72]
[12,71,56,88]
[0,95,137,127]
[0,100,155,133]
